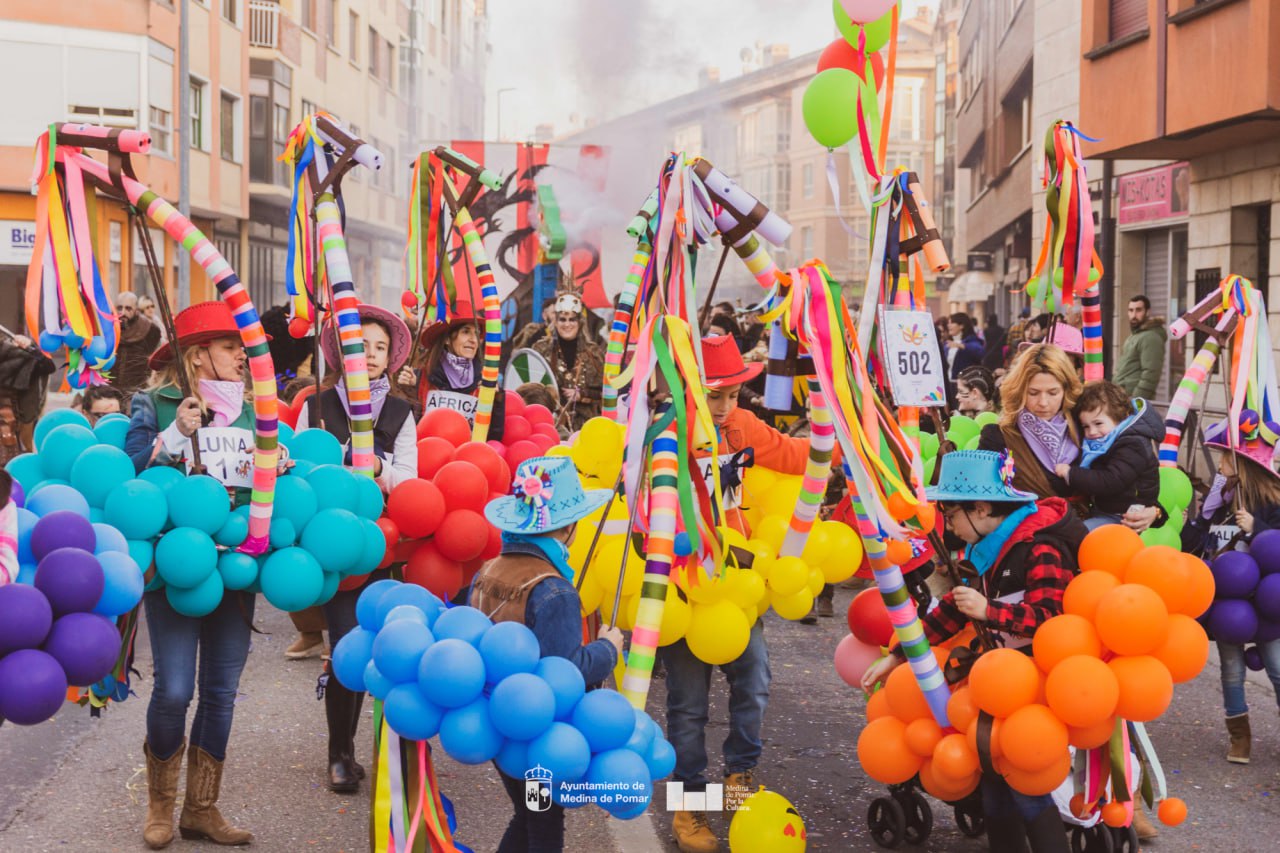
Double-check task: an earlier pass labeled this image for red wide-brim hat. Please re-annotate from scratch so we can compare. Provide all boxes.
[702,334,764,388]
[148,301,260,370]
[419,300,480,349]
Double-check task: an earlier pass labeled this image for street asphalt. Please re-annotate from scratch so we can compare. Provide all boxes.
[1,586,1277,852]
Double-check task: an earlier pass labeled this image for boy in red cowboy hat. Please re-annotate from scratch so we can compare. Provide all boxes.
[664,334,839,853]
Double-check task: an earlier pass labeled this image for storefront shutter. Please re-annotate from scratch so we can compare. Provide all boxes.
[1142,230,1171,401]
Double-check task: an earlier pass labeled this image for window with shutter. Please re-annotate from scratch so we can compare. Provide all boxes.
[1109,0,1147,42]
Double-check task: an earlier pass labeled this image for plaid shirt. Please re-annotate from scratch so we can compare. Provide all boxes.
[922,542,1073,645]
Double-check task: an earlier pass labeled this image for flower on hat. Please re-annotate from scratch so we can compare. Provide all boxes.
[998,451,1019,491]
[512,466,555,531]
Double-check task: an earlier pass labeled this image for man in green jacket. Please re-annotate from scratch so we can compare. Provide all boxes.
[1114,294,1166,400]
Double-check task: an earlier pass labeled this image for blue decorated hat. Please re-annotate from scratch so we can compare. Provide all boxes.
[484,456,613,534]
[924,450,1038,504]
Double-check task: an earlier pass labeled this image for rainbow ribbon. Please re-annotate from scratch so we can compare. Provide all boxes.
[602,239,652,422]
[1222,275,1280,444]
[1160,312,1233,466]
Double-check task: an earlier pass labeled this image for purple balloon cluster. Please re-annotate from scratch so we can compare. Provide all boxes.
[1204,530,1280,645]
[331,580,675,819]
[0,502,144,725]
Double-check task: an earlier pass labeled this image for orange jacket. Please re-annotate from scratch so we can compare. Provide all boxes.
[701,407,841,536]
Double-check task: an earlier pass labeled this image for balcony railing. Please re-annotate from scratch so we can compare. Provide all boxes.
[249,0,279,49]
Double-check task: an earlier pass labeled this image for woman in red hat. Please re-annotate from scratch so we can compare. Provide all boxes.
[665,334,839,853]
[399,298,505,439]
[295,303,418,793]
[123,301,257,848]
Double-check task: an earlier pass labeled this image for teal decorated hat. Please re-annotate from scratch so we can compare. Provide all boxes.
[925,450,1038,504]
[484,456,613,534]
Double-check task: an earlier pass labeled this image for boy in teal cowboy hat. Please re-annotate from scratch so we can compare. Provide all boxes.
[863,449,1085,853]
[471,456,624,851]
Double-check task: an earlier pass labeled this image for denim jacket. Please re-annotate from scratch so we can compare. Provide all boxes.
[472,539,618,687]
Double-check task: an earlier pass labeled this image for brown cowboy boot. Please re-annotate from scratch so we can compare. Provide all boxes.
[143,741,185,849]
[178,745,253,845]
[1226,713,1251,764]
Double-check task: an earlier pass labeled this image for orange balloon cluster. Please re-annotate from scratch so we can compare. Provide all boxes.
[855,525,1211,821]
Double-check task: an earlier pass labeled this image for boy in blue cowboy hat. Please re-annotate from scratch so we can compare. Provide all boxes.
[471,456,624,851]
[863,449,1085,853]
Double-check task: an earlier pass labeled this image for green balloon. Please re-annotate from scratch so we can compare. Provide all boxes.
[963,435,981,451]
[1158,466,1193,511]
[803,68,861,149]
[975,411,999,428]
[918,432,940,460]
[834,0,897,53]
[1140,524,1179,549]
[947,415,979,447]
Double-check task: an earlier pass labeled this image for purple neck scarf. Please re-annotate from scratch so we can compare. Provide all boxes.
[1018,410,1079,472]
[336,376,391,424]
[442,352,474,388]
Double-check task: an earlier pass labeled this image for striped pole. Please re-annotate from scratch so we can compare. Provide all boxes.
[314,192,375,477]
[779,381,835,557]
[602,240,651,422]
[1160,312,1233,466]
[454,207,502,442]
[620,416,679,709]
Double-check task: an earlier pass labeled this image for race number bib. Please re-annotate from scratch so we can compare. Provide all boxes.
[188,427,255,489]
[878,308,947,407]
[700,454,743,510]
[424,390,478,423]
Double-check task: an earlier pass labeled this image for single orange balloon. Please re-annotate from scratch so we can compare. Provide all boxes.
[1153,614,1210,684]
[999,704,1069,773]
[932,732,979,781]
[866,688,892,721]
[1063,571,1120,622]
[1157,797,1187,827]
[1002,750,1071,797]
[887,492,916,522]
[885,539,914,566]
[919,759,979,803]
[947,686,978,734]
[915,503,937,531]
[1177,554,1216,618]
[965,715,1003,760]
[1108,655,1174,722]
[1095,584,1170,656]
[857,716,923,785]
[905,718,944,758]
[1078,525,1143,577]
[1123,545,1190,615]
[1033,614,1103,673]
[1101,801,1129,828]
[969,648,1041,718]
[1067,716,1117,749]
[884,659,934,722]
[1046,655,1120,728]
[1068,793,1095,820]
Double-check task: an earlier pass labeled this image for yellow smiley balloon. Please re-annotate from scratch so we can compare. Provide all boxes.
[729,788,807,853]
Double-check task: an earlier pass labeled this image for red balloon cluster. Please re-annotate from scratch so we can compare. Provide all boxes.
[384,429,509,600]
[415,392,560,475]
[853,525,1209,824]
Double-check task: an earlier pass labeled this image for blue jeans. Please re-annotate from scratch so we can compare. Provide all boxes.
[496,766,564,852]
[1084,513,1124,531]
[144,590,255,761]
[1218,640,1280,717]
[661,620,770,786]
[980,773,1056,822]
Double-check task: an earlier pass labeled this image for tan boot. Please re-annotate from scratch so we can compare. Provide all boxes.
[1226,713,1251,764]
[1132,807,1159,841]
[285,631,325,660]
[143,741,184,850]
[178,745,253,845]
[672,810,720,853]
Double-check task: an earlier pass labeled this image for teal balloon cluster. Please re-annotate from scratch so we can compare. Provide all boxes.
[332,580,675,819]
[7,414,388,619]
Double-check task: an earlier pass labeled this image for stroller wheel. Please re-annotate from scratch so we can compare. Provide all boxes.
[1112,823,1139,853]
[868,796,907,849]
[898,788,933,845]
[1086,824,1116,853]
[953,795,985,839]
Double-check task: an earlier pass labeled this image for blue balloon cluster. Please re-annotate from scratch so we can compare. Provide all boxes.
[332,580,675,819]
[0,487,143,725]
[7,420,388,619]
[1205,530,1280,646]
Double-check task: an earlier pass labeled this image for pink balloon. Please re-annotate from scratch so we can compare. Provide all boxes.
[834,633,883,688]
[839,0,896,24]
